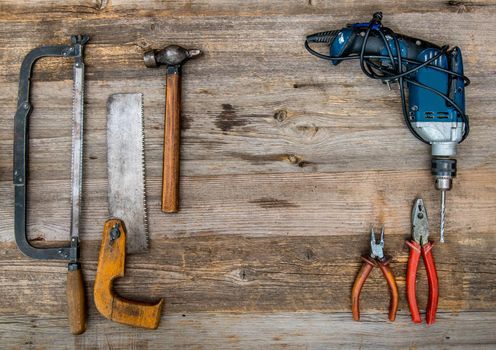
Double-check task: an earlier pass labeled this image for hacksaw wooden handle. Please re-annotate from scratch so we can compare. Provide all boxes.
[94,219,164,329]
[162,70,181,213]
[66,264,86,335]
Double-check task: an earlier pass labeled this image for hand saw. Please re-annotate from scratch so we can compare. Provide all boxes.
[94,93,164,329]
[13,35,89,335]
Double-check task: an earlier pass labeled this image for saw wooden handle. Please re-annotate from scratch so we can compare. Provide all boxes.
[66,264,86,335]
[94,219,164,329]
[162,70,181,213]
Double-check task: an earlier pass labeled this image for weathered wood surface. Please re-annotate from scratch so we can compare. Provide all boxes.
[2,312,496,349]
[1,0,496,348]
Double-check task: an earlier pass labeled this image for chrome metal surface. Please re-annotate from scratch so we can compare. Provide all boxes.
[369,227,385,260]
[412,198,429,245]
[440,190,446,243]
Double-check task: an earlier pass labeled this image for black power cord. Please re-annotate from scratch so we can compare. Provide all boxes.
[304,12,470,144]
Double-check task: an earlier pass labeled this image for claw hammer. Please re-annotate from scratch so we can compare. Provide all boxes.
[144,45,201,212]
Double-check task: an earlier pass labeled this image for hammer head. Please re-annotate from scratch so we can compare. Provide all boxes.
[144,45,201,68]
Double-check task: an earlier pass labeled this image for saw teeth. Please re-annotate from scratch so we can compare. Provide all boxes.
[139,92,150,249]
[69,47,85,241]
[106,93,149,254]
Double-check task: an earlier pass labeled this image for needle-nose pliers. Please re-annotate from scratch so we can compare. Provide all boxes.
[406,198,439,324]
[351,228,399,321]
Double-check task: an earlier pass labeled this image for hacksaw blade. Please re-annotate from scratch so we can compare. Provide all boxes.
[106,93,149,254]
[69,53,84,244]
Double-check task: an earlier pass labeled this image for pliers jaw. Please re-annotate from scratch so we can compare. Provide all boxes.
[412,198,429,245]
[369,227,385,260]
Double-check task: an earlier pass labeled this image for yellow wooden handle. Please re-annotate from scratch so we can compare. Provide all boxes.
[94,219,164,329]
[66,265,86,335]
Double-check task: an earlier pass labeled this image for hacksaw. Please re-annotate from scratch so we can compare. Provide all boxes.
[13,35,89,335]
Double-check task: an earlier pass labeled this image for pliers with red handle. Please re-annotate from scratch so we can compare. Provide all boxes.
[351,227,399,321]
[406,198,439,325]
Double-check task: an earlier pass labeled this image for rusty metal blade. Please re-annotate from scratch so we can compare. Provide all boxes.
[69,50,85,262]
[106,93,148,254]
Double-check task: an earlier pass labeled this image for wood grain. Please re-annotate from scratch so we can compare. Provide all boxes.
[93,219,163,329]
[66,266,87,335]
[163,71,181,213]
[1,312,496,349]
[0,0,495,348]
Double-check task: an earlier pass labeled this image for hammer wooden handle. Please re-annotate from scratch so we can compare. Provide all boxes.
[94,219,164,329]
[162,69,181,213]
[66,264,86,335]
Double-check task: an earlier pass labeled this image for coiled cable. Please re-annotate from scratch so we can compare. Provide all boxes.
[304,12,470,144]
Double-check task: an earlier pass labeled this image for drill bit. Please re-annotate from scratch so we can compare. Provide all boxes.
[440,190,446,243]
[433,160,456,243]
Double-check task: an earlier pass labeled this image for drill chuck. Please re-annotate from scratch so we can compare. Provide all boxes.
[432,158,456,190]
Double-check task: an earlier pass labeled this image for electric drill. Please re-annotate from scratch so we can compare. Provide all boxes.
[305,12,470,242]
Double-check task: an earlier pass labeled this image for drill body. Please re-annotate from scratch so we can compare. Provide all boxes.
[305,14,469,241]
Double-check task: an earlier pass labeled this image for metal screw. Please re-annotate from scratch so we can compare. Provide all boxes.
[416,40,422,46]
[110,224,120,241]
[23,103,29,110]
[63,47,74,56]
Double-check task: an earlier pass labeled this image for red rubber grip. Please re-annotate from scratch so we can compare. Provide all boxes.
[351,258,375,321]
[406,240,422,323]
[422,242,439,325]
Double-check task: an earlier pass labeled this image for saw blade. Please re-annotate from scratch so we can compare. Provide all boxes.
[69,44,85,262]
[106,93,148,254]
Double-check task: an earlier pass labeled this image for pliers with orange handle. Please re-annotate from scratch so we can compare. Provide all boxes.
[406,198,439,325]
[351,228,399,321]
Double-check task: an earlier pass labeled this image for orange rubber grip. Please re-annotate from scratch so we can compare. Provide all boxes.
[351,258,375,321]
[377,261,399,321]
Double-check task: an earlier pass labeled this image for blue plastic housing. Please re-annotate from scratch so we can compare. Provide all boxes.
[408,48,465,123]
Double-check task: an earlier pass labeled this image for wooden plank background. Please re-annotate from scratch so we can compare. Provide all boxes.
[1,0,495,348]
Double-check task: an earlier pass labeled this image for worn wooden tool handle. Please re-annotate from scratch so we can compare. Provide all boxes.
[94,219,164,329]
[66,264,86,335]
[162,69,182,213]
